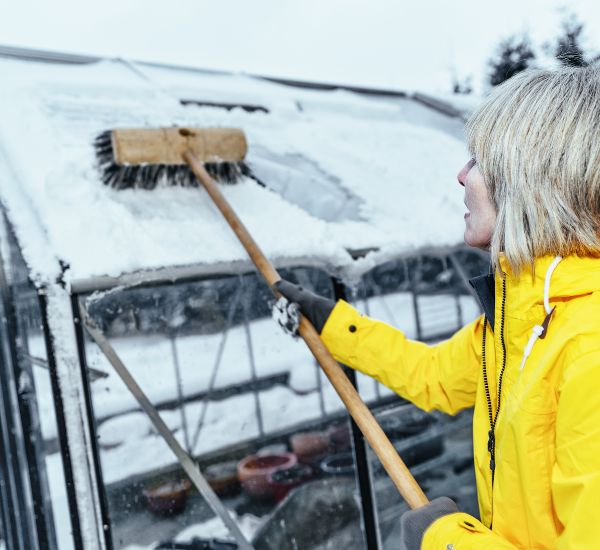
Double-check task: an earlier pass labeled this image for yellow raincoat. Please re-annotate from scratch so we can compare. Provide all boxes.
[321,255,600,548]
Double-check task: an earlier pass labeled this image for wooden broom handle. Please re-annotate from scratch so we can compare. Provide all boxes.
[184,152,429,509]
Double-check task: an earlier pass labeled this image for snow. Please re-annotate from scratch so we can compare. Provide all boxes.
[44,286,106,550]
[98,385,333,484]
[83,291,476,417]
[85,317,316,419]
[0,56,468,288]
[121,510,260,550]
[46,453,75,550]
[174,512,261,542]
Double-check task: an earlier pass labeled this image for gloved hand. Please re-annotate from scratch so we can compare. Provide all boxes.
[273,280,336,334]
[400,497,458,550]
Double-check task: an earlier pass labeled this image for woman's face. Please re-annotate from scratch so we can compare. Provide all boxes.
[457,159,496,250]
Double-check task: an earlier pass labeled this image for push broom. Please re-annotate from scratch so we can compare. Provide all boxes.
[92,127,429,512]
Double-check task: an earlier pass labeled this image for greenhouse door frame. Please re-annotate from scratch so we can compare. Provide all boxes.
[65,267,383,550]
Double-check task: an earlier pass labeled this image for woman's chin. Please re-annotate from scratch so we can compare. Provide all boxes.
[464,230,491,251]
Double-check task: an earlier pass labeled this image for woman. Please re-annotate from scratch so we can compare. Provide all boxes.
[275,65,600,548]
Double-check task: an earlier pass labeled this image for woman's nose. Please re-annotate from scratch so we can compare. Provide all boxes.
[457,159,475,187]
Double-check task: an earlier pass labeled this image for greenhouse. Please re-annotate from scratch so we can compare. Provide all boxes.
[0,46,485,550]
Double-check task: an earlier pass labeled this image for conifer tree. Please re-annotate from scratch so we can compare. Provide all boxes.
[554,14,587,66]
[488,34,535,87]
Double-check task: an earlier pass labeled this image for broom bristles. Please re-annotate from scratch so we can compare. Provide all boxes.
[94,130,253,189]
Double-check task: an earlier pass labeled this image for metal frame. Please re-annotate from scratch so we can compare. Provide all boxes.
[333,278,381,550]
[11,296,58,550]
[0,208,111,550]
[0,252,37,550]
[69,295,115,550]
[39,290,85,550]
[69,254,341,295]
[0,226,51,550]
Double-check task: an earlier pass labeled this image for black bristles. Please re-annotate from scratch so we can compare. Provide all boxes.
[94,130,252,190]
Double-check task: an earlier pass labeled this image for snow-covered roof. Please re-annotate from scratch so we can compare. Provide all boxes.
[0,55,468,290]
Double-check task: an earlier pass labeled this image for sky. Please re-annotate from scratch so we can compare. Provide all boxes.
[0,0,599,93]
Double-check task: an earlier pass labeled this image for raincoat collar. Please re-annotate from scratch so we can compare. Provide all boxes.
[469,273,495,330]
[470,255,600,328]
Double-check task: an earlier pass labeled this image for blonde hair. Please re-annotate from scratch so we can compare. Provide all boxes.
[466,65,600,275]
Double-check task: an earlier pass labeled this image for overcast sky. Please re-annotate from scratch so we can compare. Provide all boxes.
[1,0,599,93]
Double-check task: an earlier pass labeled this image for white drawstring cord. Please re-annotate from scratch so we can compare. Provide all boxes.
[519,325,545,371]
[519,256,562,371]
[544,256,563,314]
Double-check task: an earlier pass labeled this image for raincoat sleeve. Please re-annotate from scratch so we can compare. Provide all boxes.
[551,350,600,548]
[422,513,517,548]
[320,300,483,415]
[321,300,523,548]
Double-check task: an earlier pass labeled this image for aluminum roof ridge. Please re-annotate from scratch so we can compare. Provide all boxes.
[69,253,345,295]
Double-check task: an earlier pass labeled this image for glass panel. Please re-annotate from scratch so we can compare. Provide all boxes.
[83,267,368,549]
[371,407,477,548]
[0,217,75,550]
[347,251,482,546]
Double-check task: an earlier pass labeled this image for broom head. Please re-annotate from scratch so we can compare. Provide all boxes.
[95,127,250,189]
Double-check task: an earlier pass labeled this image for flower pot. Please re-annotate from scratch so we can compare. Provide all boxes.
[380,410,432,440]
[319,452,355,477]
[204,460,240,497]
[142,478,191,516]
[237,452,297,500]
[267,463,313,502]
[327,423,351,452]
[290,431,331,464]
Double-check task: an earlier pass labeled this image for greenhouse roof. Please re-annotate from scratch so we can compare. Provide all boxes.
[0,54,469,288]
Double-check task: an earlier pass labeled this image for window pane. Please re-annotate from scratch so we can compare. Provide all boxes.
[83,268,368,549]
[370,408,478,548]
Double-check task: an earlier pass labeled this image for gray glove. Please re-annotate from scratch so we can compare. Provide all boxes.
[273,280,336,334]
[400,497,458,550]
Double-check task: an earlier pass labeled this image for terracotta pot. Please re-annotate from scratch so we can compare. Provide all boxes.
[327,423,351,452]
[142,478,191,516]
[204,460,240,497]
[237,452,297,500]
[267,463,313,502]
[290,431,331,464]
[319,452,355,477]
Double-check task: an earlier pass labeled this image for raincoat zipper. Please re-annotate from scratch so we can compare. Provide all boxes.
[481,276,507,528]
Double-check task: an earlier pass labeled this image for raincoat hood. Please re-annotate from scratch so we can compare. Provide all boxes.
[471,255,600,330]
